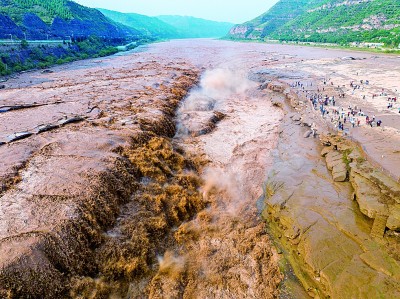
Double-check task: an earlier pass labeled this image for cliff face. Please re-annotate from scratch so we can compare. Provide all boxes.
[228,0,400,46]
[228,0,314,39]
[0,0,142,40]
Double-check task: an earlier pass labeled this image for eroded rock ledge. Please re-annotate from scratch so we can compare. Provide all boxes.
[262,80,400,299]
[320,134,400,234]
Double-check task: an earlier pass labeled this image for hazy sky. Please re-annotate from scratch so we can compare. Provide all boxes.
[74,0,279,24]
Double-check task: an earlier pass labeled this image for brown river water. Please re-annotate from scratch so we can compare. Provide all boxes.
[0,39,399,298]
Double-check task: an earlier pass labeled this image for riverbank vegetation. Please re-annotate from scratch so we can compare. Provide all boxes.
[224,37,400,55]
[0,36,122,76]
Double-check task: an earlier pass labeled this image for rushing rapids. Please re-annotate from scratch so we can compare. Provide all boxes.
[0,40,399,298]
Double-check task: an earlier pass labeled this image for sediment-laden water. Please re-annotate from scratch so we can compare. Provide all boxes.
[0,39,399,298]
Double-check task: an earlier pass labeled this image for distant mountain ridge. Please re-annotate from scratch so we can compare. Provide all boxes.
[99,10,234,39]
[98,9,180,39]
[156,15,234,38]
[228,0,400,47]
[0,0,142,40]
[0,1,234,41]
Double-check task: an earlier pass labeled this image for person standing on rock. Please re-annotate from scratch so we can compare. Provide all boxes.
[311,123,317,137]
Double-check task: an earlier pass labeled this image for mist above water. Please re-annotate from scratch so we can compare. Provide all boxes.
[176,66,268,216]
[179,68,254,112]
[176,68,256,137]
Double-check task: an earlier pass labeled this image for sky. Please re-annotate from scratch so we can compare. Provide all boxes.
[73,0,279,24]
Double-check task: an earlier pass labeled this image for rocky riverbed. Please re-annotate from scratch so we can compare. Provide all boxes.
[0,39,399,298]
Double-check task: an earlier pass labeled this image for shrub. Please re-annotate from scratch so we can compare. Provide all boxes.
[0,61,8,75]
[20,39,28,49]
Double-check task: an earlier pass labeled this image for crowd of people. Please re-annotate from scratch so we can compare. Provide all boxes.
[292,77,399,133]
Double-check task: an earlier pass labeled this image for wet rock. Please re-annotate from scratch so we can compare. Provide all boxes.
[370,214,389,238]
[303,130,312,138]
[323,147,348,181]
[0,106,12,113]
[322,140,331,146]
[0,84,5,89]
[35,124,59,134]
[387,206,400,231]
[87,107,102,119]
[332,162,347,182]
[191,111,226,137]
[291,113,302,122]
[350,172,388,219]
[286,92,300,108]
[284,225,300,240]
[260,80,272,90]
[250,69,305,81]
[341,56,363,61]
[321,147,331,157]
[319,135,333,146]
[6,132,33,143]
[325,151,343,171]
[41,69,54,74]
[302,117,313,127]
[120,118,134,126]
[57,116,85,126]
[267,82,285,93]
[369,171,400,202]
[359,249,400,279]
[349,157,400,229]
[348,151,362,162]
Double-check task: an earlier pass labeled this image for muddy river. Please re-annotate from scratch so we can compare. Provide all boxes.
[0,39,399,298]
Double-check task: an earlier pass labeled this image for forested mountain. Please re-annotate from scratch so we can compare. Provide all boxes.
[98,9,180,39]
[157,15,233,38]
[0,0,73,24]
[0,0,145,76]
[99,10,234,39]
[0,0,142,40]
[228,0,313,40]
[228,0,400,47]
[0,0,233,41]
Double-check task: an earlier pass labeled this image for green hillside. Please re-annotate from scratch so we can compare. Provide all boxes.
[0,0,142,40]
[228,0,316,39]
[228,0,400,48]
[99,10,234,39]
[98,8,180,39]
[0,0,145,76]
[156,15,234,38]
[0,0,73,24]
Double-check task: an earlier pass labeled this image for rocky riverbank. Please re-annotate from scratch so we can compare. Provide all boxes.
[262,79,400,298]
